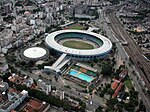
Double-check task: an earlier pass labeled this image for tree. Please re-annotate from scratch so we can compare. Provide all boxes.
[100,92,105,97]
[106,98,117,109]
[79,101,86,110]
[107,88,114,95]
[1,71,11,82]
[67,1,71,5]
[64,85,71,89]
[3,15,15,22]
[138,100,146,112]
[101,65,113,76]
[95,106,103,112]
[148,90,150,96]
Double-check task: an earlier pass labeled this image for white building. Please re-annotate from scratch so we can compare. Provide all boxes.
[0,90,28,112]
[60,91,64,100]
[52,90,65,100]
[39,11,44,19]
[30,19,36,25]
[37,79,51,95]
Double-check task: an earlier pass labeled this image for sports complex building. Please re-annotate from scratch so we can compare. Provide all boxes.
[44,30,112,87]
[45,30,112,59]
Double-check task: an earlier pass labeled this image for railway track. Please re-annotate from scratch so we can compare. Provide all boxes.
[106,10,150,89]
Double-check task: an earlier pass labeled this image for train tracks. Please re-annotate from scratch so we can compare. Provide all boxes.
[106,10,150,89]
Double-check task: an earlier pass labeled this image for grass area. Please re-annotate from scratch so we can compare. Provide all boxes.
[69,25,85,30]
[64,24,86,30]
[63,40,94,49]
[125,79,133,90]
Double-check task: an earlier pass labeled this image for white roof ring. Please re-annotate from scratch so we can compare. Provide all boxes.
[45,30,112,57]
[23,47,47,59]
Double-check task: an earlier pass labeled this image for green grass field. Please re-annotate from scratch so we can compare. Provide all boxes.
[64,23,86,30]
[63,40,94,49]
[125,79,133,90]
[69,25,85,30]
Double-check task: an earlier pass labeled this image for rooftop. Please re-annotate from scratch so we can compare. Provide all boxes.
[23,47,47,59]
[23,98,49,112]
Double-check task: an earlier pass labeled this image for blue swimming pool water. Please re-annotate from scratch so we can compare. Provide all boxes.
[69,70,78,76]
[69,69,93,82]
[77,73,93,82]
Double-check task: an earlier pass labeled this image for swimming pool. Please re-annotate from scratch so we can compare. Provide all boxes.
[77,73,93,82]
[69,69,93,83]
[69,69,78,76]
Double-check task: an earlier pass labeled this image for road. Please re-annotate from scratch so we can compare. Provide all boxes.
[50,76,106,111]
[106,7,150,89]
[99,5,150,112]
[10,64,105,111]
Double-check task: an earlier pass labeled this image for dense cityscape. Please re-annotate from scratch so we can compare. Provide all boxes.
[0,0,150,112]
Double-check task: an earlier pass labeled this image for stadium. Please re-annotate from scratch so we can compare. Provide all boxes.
[45,30,112,59]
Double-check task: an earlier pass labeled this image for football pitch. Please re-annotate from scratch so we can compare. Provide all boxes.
[63,40,94,49]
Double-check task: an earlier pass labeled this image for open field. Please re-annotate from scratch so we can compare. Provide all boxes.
[64,23,86,30]
[69,25,85,30]
[125,79,133,90]
[63,40,94,49]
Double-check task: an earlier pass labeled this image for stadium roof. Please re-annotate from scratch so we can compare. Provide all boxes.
[45,30,112,56]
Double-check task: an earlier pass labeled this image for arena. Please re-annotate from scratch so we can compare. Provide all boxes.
[45,30,112,59]
[21,47,49,61]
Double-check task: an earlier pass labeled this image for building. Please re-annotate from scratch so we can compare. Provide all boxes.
[60,91,64,100]
[0,29,13,48]
[37,79,51,95]
[0,90,28,112]
[74,4,88,15]
[22,98,50,112]
[52,90,65,100]
[0,79,9,92]
[22,78,34,88]
[21,47,49,62]
[39,12,44,19]
[69,3,97,19]
[8,74,34,88]
[0,53,9,73]
[68,5,75,17]
[45,13,53,27]
[4,3,12,14]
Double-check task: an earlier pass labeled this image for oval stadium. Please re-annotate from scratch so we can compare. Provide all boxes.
[45,30,112,59]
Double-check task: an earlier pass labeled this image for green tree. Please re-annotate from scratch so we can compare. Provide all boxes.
[79,101,86,110]
[100,91,105,97]
[95,106,103,112]
[101,65,113,76]
[138,100,146,112]
[107,88,114,95]
[106,98,117,109]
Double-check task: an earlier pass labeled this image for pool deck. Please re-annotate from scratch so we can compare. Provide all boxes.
[68,69,94,83]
